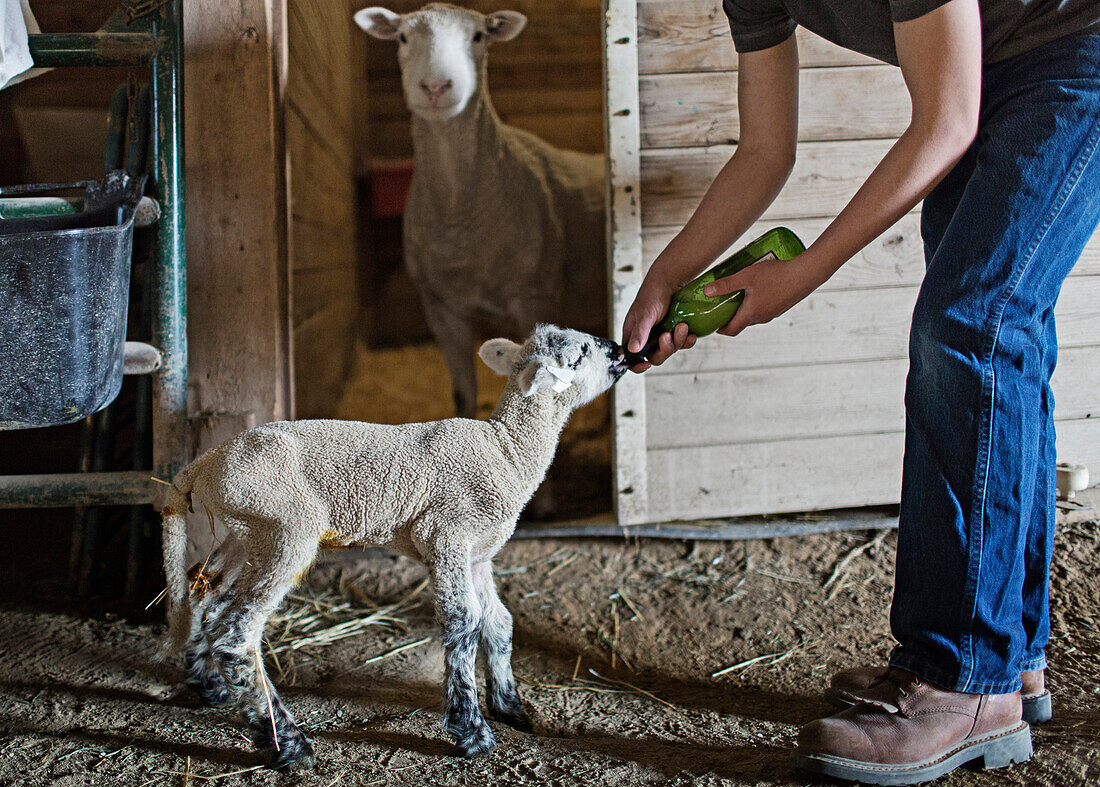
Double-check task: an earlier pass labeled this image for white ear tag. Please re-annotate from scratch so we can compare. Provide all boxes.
[546,366,575,393]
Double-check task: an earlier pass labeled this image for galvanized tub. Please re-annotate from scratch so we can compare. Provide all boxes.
[0,171,144,429]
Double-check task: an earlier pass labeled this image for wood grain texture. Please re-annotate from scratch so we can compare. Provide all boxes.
[287,0,360,418]
[637,0,877,75]
[644,345,1100,450]
[185,0,292,424]
[640,66,910,148]
[642,220,1100,289]
[643,214,925,290]
[646,272,1100,375]
[641,139,897,227]
[641,417,1100,521]
[606,0,650,525]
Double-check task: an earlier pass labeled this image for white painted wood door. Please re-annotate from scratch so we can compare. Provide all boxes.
[607,0,1100,525]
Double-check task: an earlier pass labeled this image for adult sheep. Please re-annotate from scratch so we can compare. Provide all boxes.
[355,3,607,418]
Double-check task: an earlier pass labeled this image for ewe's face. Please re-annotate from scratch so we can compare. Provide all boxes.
[355,5,526,123]
[479,326,628,409]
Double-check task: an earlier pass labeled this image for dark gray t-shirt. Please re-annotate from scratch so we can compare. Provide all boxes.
[723,0,1100,65]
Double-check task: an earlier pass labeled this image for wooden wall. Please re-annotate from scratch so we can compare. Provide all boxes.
[362,0,604,160]
[612,0,1100,523]
[286,0,362,418]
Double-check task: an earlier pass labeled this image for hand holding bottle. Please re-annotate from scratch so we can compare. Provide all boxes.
[621,228,806,370]
[622,273,697,372]
[703,248,830,338]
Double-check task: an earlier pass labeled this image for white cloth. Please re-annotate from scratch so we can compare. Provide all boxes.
[0,0,42,91]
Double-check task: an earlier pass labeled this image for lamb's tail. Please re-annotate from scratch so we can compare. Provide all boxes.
[157,461,201,661]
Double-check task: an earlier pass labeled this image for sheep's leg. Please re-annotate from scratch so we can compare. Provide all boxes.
[183,540,244,708]
[431,556,496,756]
[207,545,316,772]
[421,294,478,418]
[184,619,230,708]
[472,560,531,732]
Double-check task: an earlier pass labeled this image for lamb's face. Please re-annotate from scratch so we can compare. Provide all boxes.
[480,325,628,409]
[354,4,526,122]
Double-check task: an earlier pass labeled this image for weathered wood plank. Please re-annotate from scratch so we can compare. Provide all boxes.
[643,214,925,290]
[640,66,909,148]
[641,417,1100,520]
[647,272,1100,374]
[606,0,650,525]
[184,0,293,558]
[643,220,1100,289]
[642,139,897,227]
[645,345,1100,449]
[287,0,359,421]
[637,0,878,74]
[293,264,358,325]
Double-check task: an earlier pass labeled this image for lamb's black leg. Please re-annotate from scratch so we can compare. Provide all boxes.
[184,624,231,708]
[432,557,496,756]
[206,549,317,772]
[472,560,532,732]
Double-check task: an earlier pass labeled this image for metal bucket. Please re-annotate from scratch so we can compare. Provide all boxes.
[0,171,144,429]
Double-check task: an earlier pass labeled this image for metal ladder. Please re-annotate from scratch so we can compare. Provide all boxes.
[0,1,186,509]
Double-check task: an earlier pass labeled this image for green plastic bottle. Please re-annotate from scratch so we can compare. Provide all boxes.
[624,227,806,364]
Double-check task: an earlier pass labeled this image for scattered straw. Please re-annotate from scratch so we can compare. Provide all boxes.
[587,669,677,709]
[571,654,582,682]
[755,568,813,585]
[823,530,890,600]
[150,765,264,782]
[610,598,620,671]
[546,552,579,577]
[712,651,785,677]
[264,578,429,685]
[364,637,430,664]
[144,587,167,611]
[149,475,173,486]
[616,588,645,622]
[255,648,279,751]
[338,637,432,677]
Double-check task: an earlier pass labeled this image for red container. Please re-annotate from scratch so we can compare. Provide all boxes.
[367,157,415,219]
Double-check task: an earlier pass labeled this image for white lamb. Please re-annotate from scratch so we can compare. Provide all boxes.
[158,325,628,771]
[354,3,607,418]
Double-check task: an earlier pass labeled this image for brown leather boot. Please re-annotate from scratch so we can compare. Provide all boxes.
[826,665,1053,724]
[794,668,1032,785]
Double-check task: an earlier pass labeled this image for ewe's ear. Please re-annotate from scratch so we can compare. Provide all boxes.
[478,338,520,376]
[485,11,526,42]
[354,7,402,39]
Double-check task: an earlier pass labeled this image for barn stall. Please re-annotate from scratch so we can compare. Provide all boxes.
[0,0,1099,784]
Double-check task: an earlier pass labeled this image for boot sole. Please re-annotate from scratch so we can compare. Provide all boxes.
[791,722,1032,786]
[825,687,1053,725]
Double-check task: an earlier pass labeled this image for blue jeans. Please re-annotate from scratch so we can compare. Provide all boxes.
[889,31,1100,695]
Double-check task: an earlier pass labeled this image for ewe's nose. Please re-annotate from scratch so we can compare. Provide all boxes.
[420,79,453,100]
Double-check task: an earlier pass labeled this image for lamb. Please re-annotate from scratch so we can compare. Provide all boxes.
[158,325,628,771]
[354,4,607,418]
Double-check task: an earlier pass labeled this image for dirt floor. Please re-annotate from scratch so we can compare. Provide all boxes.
[1,516,1098,786]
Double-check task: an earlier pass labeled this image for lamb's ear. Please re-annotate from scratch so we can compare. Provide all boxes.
[517,362,574,396]
[478,338,521,376]
[354,7,402,39]
[485,11,526,42]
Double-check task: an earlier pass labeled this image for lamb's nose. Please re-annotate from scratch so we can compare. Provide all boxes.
[420,79,452,99]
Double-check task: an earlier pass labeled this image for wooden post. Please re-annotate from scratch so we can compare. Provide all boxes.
[183,0,293,559]
[604,0,648,525]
